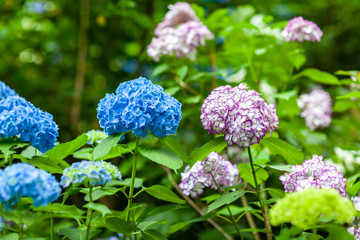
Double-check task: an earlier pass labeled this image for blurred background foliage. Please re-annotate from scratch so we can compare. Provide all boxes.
[1,0,359,143]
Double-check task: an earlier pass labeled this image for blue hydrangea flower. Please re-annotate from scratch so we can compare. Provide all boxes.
[0,81,17,100]
[86,130,108,145]
[0,96,59,153]
[60,160,122,188]
[97,77,182,138]
[0,163,61,209]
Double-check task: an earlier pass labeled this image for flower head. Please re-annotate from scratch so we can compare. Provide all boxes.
[179,152,241,198]
[280,154,347,196]
[60,160,122,188]
[0,81,17,100]
[201,83,278,147]
[0,96,59,153]
[297,89,332,130]
[86,130,108,145]
[97,77,182,138]
[281,16,323,42]
[270,188,355,228]
[147,2,213,61]
[0,163,61,209]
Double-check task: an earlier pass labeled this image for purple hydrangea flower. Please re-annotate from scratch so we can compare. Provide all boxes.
[201,83,278,147]
[281,16,323,42]
[348,196,360,239]
[0,96,59,153]
[179,152,241,198]
[147,2,214,62]
[0,163,61,209]
[97,77,182,138]
[280,154,347,197]
[297,89,332,130]
[0,81,17,101]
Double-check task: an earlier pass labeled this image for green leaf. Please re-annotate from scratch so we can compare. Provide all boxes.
[84,202,112,217]
[0,138,26,161]
[262,137,304,165]
[183,95,201,104]
[189,137,227,166]
[160,137,189,163]
[293,68,341,85]
[108,178,144,188]
[167,222,192,234]
[273,90,297,101]
[26,156,64,173]
[143,229,168,240]
[93,133,124,160]
[267,188,285,198]
[267,164,292,172]
[287,50,306,70]
[238,163,268,188]
[36,203,84,218]
[0,233,19,240]
[337,91,360,99]
[138,220,167,231]
[207,191,247,213]
[324,224,354,240]
[297,232,323,240]
[105,217,139,235]
[347,181,360,196]
[47,134,88,162]
[143,204,186,218]
[151,64,169,78]
[177,66,188,81]
[83,186,121,201]
[59,228,101,240]
[138,147,183,172]
[145,185,185,204]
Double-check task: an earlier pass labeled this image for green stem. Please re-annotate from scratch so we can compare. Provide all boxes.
[211,174,242,240]
[85,187,93,240]
[18,214,24,240]
[51,217,54,240]
[126,137,140,222]
[247,147,272,240]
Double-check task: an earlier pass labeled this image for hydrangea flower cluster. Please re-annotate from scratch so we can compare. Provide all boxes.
[280,154,347,197]
[97,77,182,138]
[281,16,323,42]
[0,163,61,209]
[0,96,59,153]
[270,188,355,228]
[60,160,122,188]
[348,196,360,239]
[0,81,17,100]
[200,83,279,147]
[179,152,241,198]
[297,89,332,130]
[86,130,108,145]
[147,2,214,61]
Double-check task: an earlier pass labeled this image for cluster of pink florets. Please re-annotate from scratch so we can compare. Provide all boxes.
[282,16,323,42]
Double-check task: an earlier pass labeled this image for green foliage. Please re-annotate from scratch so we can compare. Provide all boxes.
[262,137,304,165]
[92,133,124,160]
[138,146,183,172]
[145,185,185,204]
[207,191,247,212]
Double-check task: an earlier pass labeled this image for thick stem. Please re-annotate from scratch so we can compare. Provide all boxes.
[247,147,272,240]
[18,214,24,240]
[211,174,243,240]
[71,0,89,134]
[126,137,140,222]
[85,187,93,240]
[51,217,54,240]
[161,166,233,240]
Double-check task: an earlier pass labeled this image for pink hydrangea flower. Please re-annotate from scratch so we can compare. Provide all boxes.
[201,83,278,147]
[281,16,323,42]
[280,154,347,197]
[179,152,241,198]
[297,89,332,130]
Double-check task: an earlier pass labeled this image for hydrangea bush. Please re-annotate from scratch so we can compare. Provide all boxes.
[0,2,359,240]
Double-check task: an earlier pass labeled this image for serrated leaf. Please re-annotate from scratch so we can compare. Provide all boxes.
[138,147,183,172]
[26,156,64,173]
[293,68,340,85]
[0,138,26,161]
[238,163,268,188]
[93,133,124,160]
[83,186,121,201]
[167,222,191,235]
[262,137,303,165]
[267,188,285,198]
[208,191,247,213]
[347,181,360,196]
[189,137,227,166]
[143,229,168,240]
[138,220,167,231]
[160,137,189,163]
[105,217,139,235]
[84,202,112,217]
[36,203,84,218]
[143,204,186,218]
[267,164,292,172]
[337,91,360,99]
[107,178,144,188]
[47,134,88,162]
[145,185,185,204]
[59,228,101,240]
[0,233,19,240]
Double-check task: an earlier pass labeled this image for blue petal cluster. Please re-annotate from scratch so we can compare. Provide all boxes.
[0,163,61,209]
[0,81,17,100]
[60,160,122,188]
[0,96,59,153]
[97,77,182,138]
